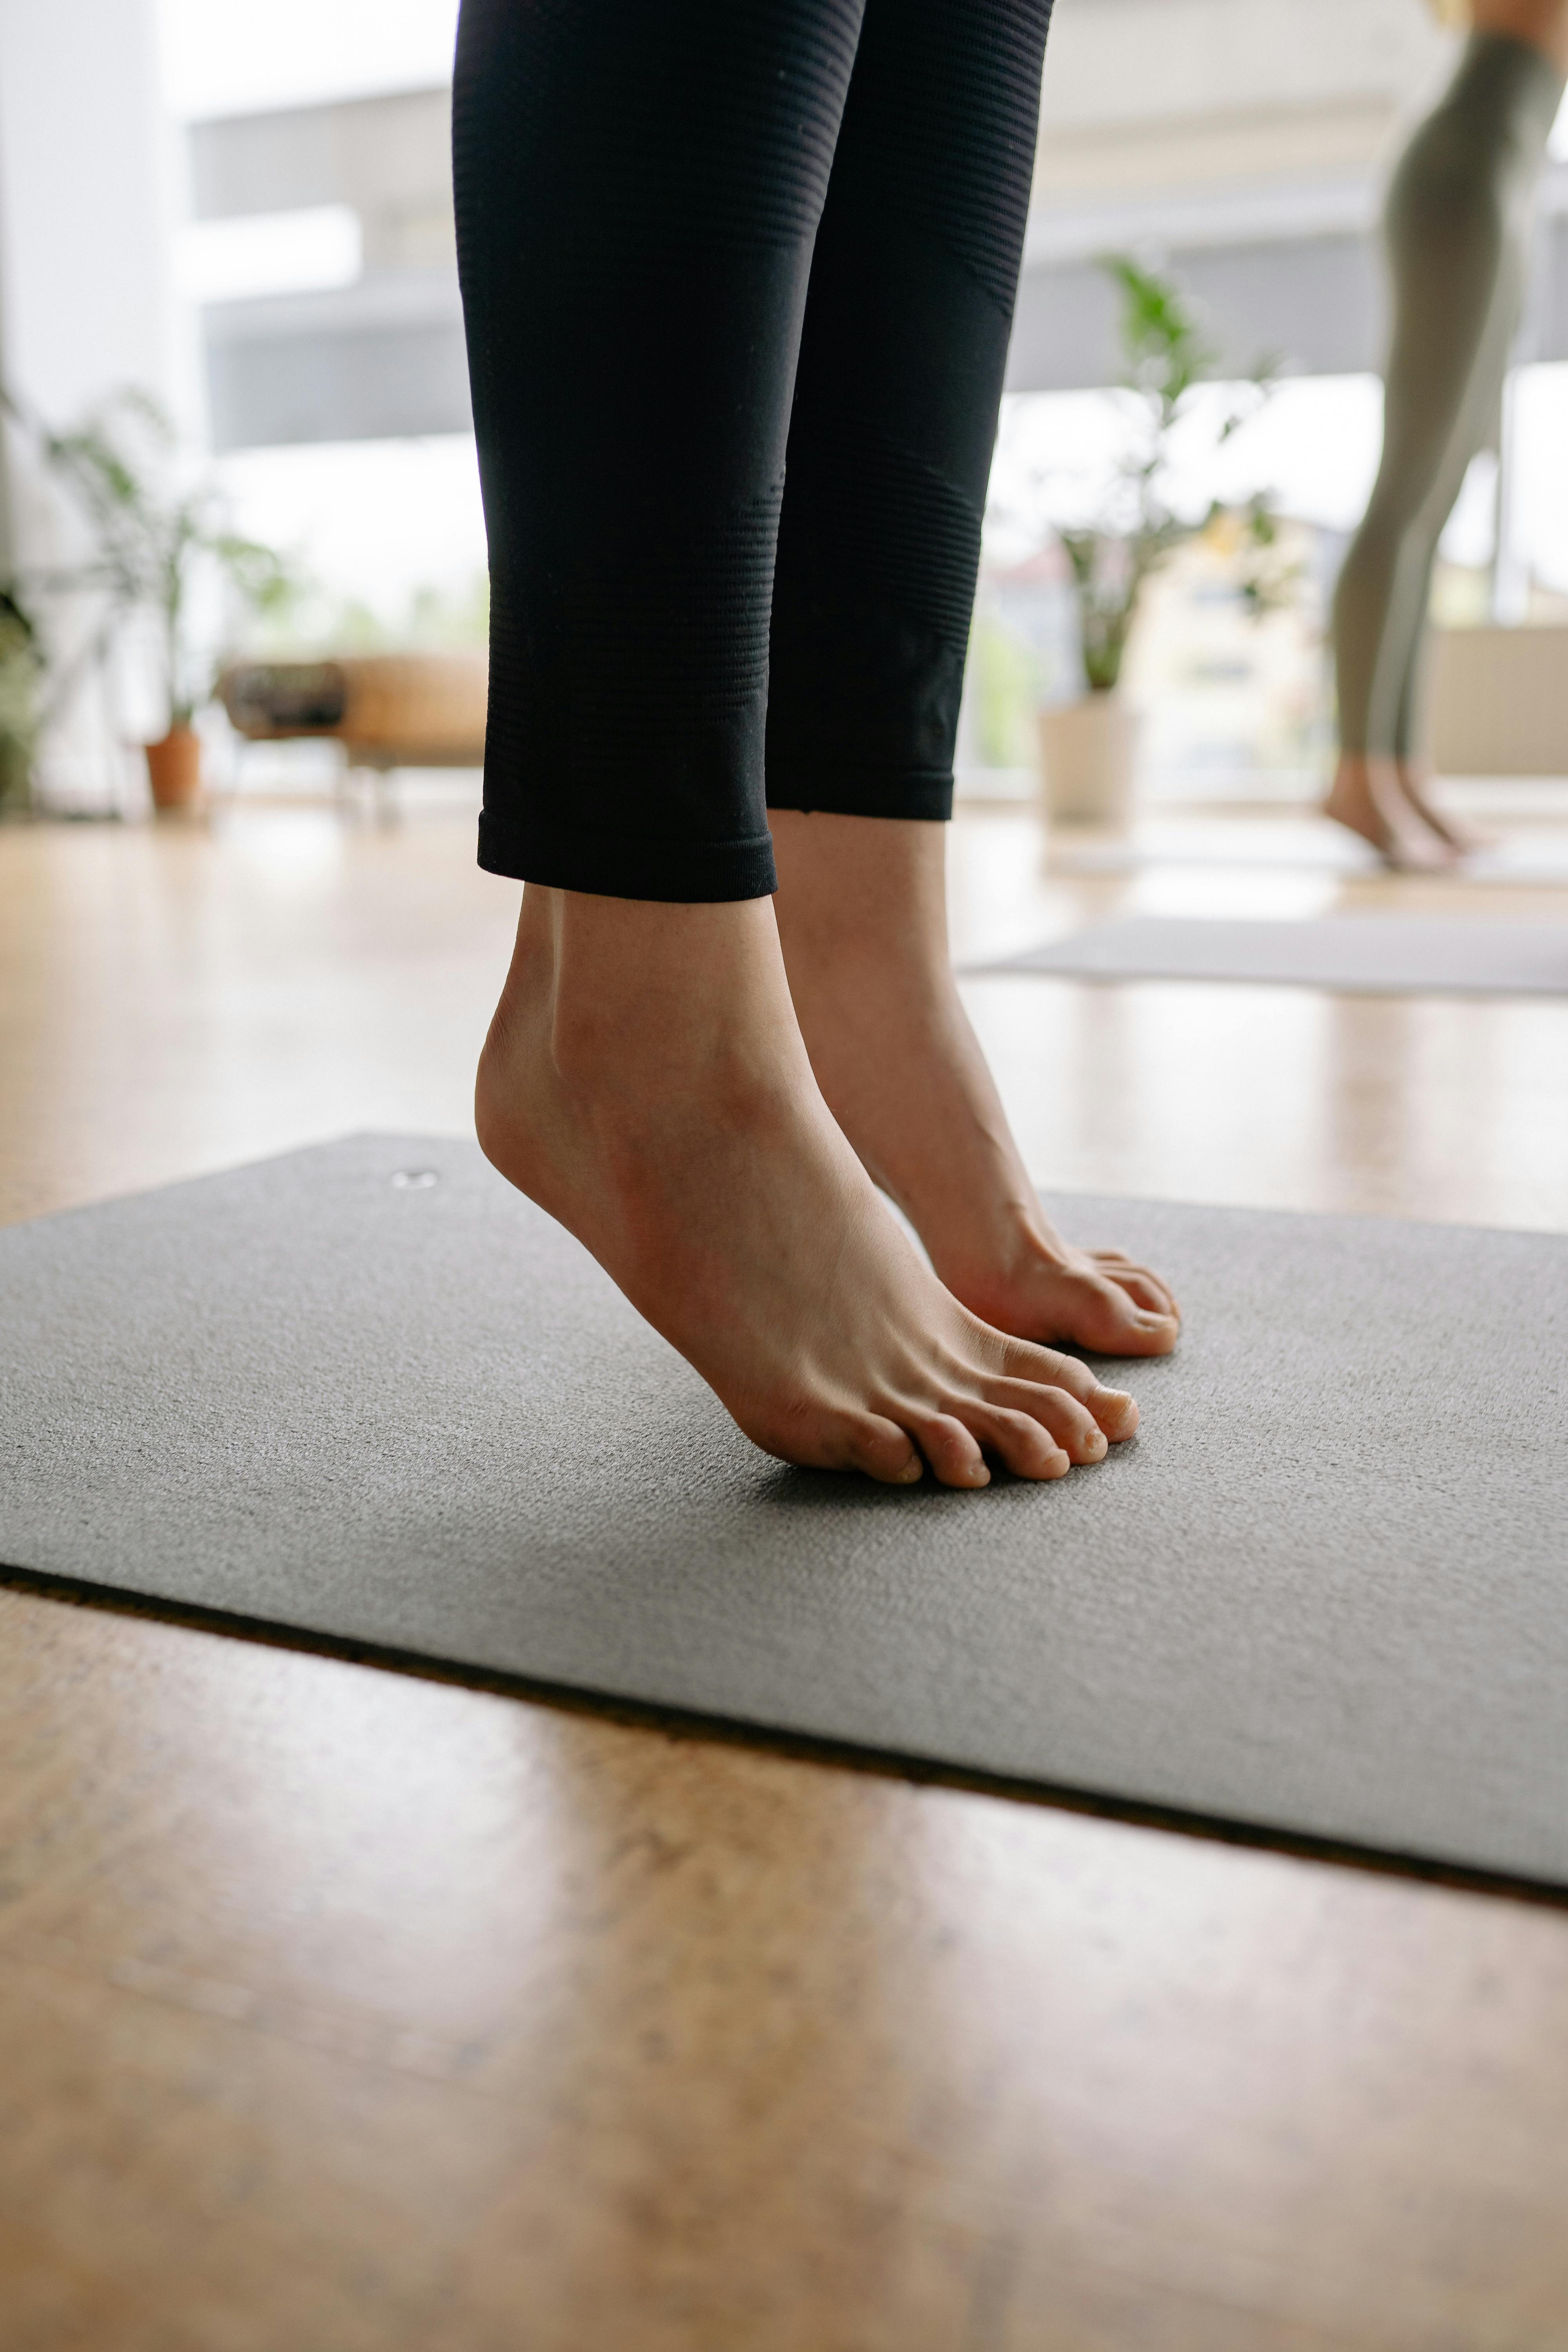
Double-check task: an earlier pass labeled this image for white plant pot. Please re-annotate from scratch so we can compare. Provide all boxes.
[1037,694,1141,829]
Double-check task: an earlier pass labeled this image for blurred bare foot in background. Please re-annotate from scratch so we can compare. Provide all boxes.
[1324,753,1457,870]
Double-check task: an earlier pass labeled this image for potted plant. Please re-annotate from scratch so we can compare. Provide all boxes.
[8,388,292,812]
[1027,257,1282,828]
[0,586,42,818]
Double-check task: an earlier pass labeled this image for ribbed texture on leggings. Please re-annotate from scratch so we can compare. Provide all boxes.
[453,0,1052,896]
[827,0,1050,313]
[481,483,786,895]
[766,418,983,802]
[768,1,1050,805]
[454,0,864,260]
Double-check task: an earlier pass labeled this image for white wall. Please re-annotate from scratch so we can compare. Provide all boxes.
[1039,0,1449,163]
[1011,0,1473,393]
[0,0,188,804]
[0,0,183,427]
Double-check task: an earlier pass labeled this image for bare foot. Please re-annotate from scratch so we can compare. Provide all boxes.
[769,810,1181,1360]
[1396,760,1491,857]
[1323,753,1457,871]
[474,885,1141,1488]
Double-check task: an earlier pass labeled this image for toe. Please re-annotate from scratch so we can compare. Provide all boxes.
[969,1406,1071,1481]
[1092,1253,1180,1319]
[1053,1270,1175,1364]
[1069,1276,1179,1358]
[848,1415,924,1485]
[1087,1383,1139,1441]
[1124,1309,1179,1357]
[996,1337,1099,1398]
[990,1335,1140,1442]
[1110,1269,1179,1318]
[911,1411,991,1489]
[986,1328,1089,1389]
[967,1263,1178,1359]
[984,1376,1108,1464]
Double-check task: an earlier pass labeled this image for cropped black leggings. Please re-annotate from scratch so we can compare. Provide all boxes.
[452,0,1052,900]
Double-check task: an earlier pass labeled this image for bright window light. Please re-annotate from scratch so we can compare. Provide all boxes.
[157,0,460,118]
[987,374,1387,555]
[177,205,363,303]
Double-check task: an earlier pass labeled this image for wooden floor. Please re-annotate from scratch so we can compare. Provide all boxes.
[4,789,1568,2350]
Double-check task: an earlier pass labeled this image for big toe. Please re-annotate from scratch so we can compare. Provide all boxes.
[1054,1272,1178,1359]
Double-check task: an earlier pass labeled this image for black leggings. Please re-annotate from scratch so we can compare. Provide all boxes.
[452,0,1053,901]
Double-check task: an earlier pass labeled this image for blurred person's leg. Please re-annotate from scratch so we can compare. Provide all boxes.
[452,0,1142,1487]
[766,0,1178,1356]
[1328,23,1564,863]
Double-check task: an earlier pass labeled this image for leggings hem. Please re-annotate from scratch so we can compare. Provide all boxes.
[765,766,953,821]
[477,814,778,902]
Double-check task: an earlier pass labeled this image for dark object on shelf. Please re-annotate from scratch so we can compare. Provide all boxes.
[218,654,487,769]
[221,662,347,734]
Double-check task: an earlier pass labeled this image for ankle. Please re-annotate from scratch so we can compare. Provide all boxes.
[1329,751,1379,794]
[770,809,951,977]
[488,884,804,1101]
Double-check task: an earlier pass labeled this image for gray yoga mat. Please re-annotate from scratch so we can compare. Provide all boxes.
[4,1136,1566,1886]
[1044,820,1568,886]
[975,913,1568,994]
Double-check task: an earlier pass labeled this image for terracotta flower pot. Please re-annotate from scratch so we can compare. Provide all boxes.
[1037,693,1141,829]
[144,725,204,812]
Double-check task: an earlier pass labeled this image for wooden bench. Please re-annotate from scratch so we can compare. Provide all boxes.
[219,653,488,781]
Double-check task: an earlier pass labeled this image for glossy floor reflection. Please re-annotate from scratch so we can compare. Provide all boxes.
[4,789,1568,2349]
[6,793,1568,1232]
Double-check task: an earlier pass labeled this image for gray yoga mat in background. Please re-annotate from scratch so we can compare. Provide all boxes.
[973,913,1568,994]
[1043,821,1568,886]
[4,1136,1566,1886]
